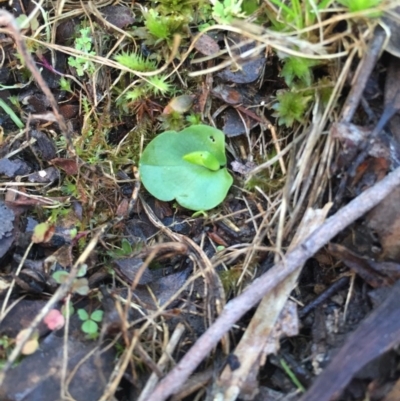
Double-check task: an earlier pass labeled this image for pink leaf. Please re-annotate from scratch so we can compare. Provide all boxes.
[44,309,65,331]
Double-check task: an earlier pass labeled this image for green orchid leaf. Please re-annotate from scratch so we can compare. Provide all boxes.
[183,151,220,171]
[139,125,233,211]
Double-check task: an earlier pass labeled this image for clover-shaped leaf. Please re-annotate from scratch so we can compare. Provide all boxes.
[139,125,233,211]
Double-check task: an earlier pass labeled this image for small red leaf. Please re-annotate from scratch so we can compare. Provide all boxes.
[44,309,65,331]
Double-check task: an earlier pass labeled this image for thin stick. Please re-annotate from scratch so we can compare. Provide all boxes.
[146,165,400,401]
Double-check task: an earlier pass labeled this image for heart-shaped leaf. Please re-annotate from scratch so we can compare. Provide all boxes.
[139,125,233,211]
[82,320,98,335]
[90,310,104,322]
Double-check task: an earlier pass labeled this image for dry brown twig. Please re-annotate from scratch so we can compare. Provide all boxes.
[146,165,400,401]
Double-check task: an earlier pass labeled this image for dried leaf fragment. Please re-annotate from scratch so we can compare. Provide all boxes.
[16,328,39,355]
[32,222,55,243]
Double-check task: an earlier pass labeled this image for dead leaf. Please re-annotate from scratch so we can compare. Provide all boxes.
[116,197,129,217]
[100,5,134,28]
[207,230,229,247]
[31,130,57,161]
[222,107,258,137]
[50,158,79,175]
[27,167,60,184]
[212,85,244,105]
[113,257,153,284]
[163,95,195,114]
[230,160,257,175]
[218,57,266,84]
[216,39,266,84]
[15,328,39,355]
[0,158,30,177]
[367,186,400,260]
[0,202,14,239]
[382,7,400,58]
[193,33,220,56]
[44,244,73,272]
[56,18,78,44]
[59,103,79,119]
[0,202,15,259]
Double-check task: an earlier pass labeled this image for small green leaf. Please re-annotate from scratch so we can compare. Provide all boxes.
[59,77,72,93]
[77,308,89,321]
[52,271,69,284]
[337,0,382,12]
[81,320,98,334]
[69,227,78,239]
[183,151,220,171]
[0,99,24,129]
[121,239,132,255]
[139,125,233,211]
[90,310,104,322]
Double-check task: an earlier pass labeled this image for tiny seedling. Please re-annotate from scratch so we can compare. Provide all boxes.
[212,0,247,24]
[68,27,96,77]
[77,309,104,338]
[139,125,233,211]
[52,264,89,296]
[107,238,133,258]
